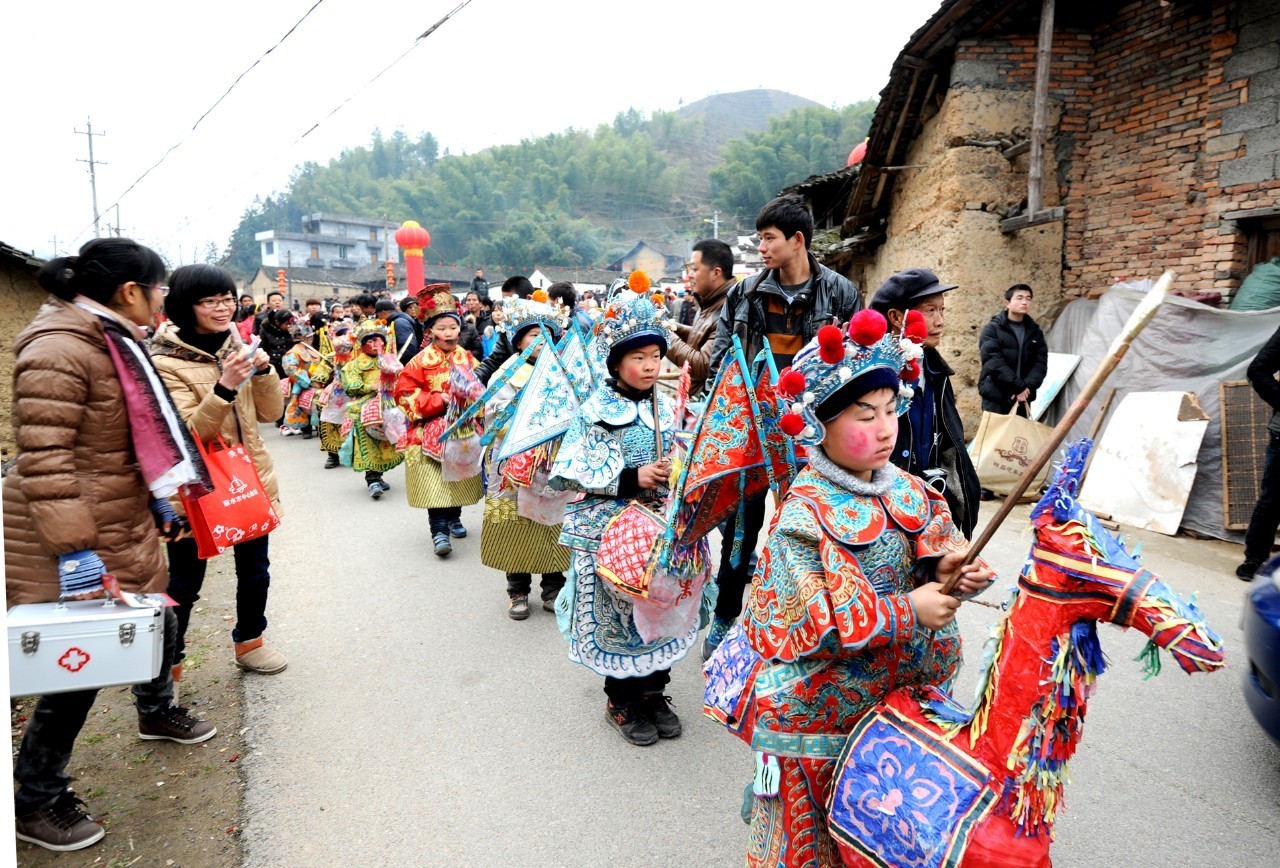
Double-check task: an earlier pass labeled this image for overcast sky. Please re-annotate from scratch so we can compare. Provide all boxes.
[2,0,941,265]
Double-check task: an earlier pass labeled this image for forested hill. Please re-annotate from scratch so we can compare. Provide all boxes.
[222,89,875,276]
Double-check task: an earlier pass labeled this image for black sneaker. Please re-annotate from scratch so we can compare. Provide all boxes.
[324,453,340,469]
[433,532,452,557]
[138,705,217,744]
[640,693,683,739]
[1237,560,1261,581]
[448,519,467,538]
[15,792,104,852]
[605,700,659,746]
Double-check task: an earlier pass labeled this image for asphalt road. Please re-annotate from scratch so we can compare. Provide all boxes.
[240,435,1280,867]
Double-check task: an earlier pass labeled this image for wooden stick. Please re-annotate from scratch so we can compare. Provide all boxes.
[652,388,663,457]
[944,272,1172,591]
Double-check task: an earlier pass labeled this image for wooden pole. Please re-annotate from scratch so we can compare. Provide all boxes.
[1028,0,1055,216]
[652,389,664,457]
[944,272,1172,590]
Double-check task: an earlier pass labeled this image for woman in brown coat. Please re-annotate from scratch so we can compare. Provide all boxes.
[6,239,216,853]
[150,264,288,676]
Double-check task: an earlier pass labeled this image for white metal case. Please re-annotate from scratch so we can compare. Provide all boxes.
[7,599,164,697]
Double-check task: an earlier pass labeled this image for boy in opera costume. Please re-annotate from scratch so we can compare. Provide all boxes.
[339,323,404,497]
[394,288,483,557]
[480,297,571,620]
[704,310,994,867]
[549,277,715,747]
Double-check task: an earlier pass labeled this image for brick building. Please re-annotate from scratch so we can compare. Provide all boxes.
[815,0,1280,426]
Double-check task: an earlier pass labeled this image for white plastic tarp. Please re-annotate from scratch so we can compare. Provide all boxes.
[1043,287,1280,541]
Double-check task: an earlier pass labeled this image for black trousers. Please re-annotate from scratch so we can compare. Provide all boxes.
[506,572,565,601]
[167,534,271,661]
[13,609,179,815]
[428,507,461,533]
[603,669,671,706]
[713,492,768,622]
[1245,431,1280,565]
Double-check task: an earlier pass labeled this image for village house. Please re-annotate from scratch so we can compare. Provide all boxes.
[607,241,685,281]
[255,212,400,271]
[245,265,364,308]
[792,0,1280,429]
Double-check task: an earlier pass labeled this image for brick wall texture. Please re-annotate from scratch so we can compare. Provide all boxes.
[949,0,1280,297]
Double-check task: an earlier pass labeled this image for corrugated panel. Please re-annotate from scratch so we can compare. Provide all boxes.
[1221,380,1271,530]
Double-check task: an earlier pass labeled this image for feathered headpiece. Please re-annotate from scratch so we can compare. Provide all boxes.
[774,309,927,446]
[595,271,670,368]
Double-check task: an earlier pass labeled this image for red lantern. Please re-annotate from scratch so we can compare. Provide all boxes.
[386,260,396,288]
[394,220,430,297]
[276,268,286,293]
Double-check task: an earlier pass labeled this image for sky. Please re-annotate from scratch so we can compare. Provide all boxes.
[1,0,942,266]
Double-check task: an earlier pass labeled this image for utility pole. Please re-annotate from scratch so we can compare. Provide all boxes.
[75,118,106,237]
[286,250,294,310]
[704,210,720,239]
[111,204,121,237]
[48,236,57,257]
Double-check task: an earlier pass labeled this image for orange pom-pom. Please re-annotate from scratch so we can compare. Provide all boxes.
[778,368,806,398]
[779,413,807,437]
[531,289,549,303]
[604,308,618,320]
[652,292,667,307]
[627,270,651,294]
[904,309,929,344]
[847,309,887,346]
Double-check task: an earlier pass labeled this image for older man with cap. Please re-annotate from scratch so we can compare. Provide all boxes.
[870,267,980,539]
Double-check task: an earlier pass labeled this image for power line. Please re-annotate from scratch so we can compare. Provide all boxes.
[66,0,329,246]
[150,0,477,251]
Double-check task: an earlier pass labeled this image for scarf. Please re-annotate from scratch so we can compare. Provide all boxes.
[76,302,212,500]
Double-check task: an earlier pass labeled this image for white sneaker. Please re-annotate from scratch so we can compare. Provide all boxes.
[279,427,301,437]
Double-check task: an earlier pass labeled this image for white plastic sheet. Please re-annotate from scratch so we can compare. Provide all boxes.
[1043,288,1280,540]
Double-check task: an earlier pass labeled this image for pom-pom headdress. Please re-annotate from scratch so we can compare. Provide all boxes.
[595,271,670,370]
[501,297,562,345]
[354,320,392,352]
[774,309,926,447]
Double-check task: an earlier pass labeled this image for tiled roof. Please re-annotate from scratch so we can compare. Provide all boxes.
[253,266,363,289]
[534,265,621,285]
[0,242,43,268]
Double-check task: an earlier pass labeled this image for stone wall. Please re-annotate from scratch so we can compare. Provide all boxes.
[0,258,48,460]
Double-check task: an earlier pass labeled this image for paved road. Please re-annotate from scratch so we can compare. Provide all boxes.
[241,435,1280,867]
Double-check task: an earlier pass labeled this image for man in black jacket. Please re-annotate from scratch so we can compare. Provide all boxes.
[1238,325,1280,579]
[474,276,534,383]
[374,299,420,364]
[701,195,863,660]
[978,284,1048,415]
[870,268,980,541]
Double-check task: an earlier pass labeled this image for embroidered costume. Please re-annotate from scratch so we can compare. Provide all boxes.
[280,329,324,432]
[703,311,984,867]
[339,324,404,476]
[396,342,484,509]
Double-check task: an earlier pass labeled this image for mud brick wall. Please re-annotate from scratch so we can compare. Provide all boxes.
[0,258,48,460]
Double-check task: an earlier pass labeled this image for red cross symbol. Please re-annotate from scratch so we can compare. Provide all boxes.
[58,647,91,673]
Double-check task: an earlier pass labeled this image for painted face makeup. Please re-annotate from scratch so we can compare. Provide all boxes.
[821,387,899,481]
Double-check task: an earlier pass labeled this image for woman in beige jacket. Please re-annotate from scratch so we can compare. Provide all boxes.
[150,264,287,677]
[7,239,216,853]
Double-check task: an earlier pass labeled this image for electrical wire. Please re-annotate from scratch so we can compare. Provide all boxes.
[147,0,476,252]
[65,0,330,248]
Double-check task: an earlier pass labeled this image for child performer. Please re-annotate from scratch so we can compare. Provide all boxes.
[279,313,323,439]
[317,324,353,469]
[480,298,572,620]
[394,289,483,557]
[339,323,404,498]
[704,311,994,867]
[549,285,709,747]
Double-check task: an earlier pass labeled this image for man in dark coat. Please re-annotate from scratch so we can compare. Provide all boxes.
[1238,324,1280,579]
[978,284,1048,415]
[870,268,980,541]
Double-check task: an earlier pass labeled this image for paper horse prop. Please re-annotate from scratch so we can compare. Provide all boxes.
[824,439,1225,867]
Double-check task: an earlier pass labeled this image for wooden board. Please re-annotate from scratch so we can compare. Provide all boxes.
[1221,380,1272,530]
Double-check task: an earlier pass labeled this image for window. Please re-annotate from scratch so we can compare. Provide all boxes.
[370,229,378,242]
[264,241,274,255]
[1246,216,1280,271]
[337,246,349,260]
[310,246,320,260]
[370,251,378,264]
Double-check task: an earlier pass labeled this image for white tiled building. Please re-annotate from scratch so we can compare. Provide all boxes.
[256,213,399,271]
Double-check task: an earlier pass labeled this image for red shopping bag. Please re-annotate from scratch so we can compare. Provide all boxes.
[179,437,280,559]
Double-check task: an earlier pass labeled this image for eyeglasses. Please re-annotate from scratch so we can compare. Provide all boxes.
[138,283,169,297]
[194,297,238,310]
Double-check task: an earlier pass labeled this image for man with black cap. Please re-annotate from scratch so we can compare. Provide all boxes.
[374,298,420,364]
[870,267,980,540]
[700,194,863,660]
[474,276,535,383]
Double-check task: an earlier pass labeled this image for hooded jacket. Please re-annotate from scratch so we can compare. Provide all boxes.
[4,299,168,605]
[148,322,284,516]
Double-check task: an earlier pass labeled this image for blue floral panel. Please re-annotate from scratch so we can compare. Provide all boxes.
[827,708,997,868]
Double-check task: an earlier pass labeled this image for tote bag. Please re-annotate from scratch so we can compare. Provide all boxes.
[180,437,280,559]
[967,403,1052,497]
